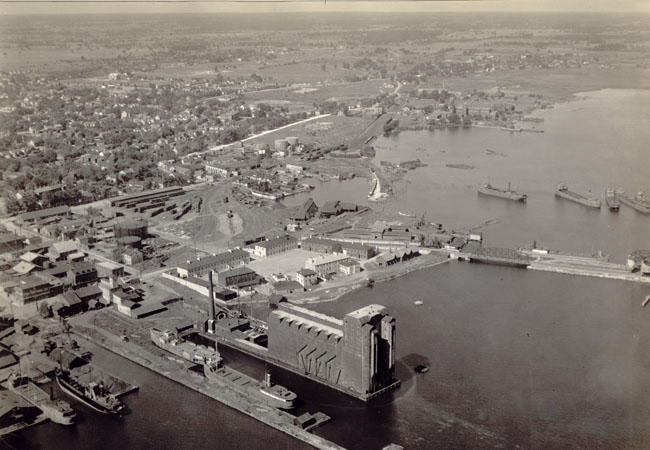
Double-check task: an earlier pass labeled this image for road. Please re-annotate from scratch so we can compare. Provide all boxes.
[186,113,332,158]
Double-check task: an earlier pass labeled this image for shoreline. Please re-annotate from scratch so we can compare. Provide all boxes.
[292,252,451,305]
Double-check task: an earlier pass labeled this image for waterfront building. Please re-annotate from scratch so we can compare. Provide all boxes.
[296,268,318,287]
[177,250,250,278]
[252,235,298,258]
[289,199,318,223]
[305,254,352,277]
[338,259,361,275]
[267,303,397,400]
[319,201,342,218]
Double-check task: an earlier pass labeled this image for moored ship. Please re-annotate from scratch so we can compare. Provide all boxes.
[605,188,620,211]
[478,182,527,202]
[55,369,124,415]
[8,373,76,425]
[150,328,219,364]
[203,356,297,410]
[555,184,601,208]
[615,188,650,214]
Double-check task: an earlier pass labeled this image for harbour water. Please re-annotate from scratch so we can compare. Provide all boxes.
[286,89,650,261]
[9,90,650,449]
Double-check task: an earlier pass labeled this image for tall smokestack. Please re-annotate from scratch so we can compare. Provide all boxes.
[208,270,216,321]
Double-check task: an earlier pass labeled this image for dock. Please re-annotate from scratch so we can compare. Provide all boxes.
[469,247,532,268]
[70,320,345,450]
[0,389,49,436]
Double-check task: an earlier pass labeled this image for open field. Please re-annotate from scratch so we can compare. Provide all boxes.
[245,114,374,149]
[243,78,388,102]
[247,249,323,278]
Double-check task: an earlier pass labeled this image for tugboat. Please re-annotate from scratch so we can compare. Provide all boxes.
[605,188,620,211]
[478,182,527,202]
[55,369,124,415]
[555,184,601,208]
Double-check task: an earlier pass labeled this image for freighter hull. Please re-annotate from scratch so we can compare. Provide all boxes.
[555,185,601,208]
[56,371,123,415]
[478,188,527,202]
[203,364,296,410]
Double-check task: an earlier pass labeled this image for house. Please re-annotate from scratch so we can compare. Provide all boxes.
[48,240,79,261]
[296,268,318,287]
[252,235,298,258]
[122,248,143,266]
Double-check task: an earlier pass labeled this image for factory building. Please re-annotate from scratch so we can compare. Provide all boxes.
[177,250,251,278]
[267,303,397,401]
[252,235,298,258]
[109,186,184,209]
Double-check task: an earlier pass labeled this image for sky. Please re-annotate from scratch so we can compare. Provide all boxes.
[1,0,650,15]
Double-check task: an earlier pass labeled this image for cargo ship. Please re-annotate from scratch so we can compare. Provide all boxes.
[150,328,219,364]
[203,356,297,410]
[55,369,124,415]
[478,182,527,202]
[8,373,76,425]
[555,184,601,208]
[615,189,650,214]
[605,188,620,211]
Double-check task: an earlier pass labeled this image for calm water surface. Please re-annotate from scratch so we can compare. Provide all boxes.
[9,89,650,450]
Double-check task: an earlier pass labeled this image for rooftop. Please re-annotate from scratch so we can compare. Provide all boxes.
[346,304,387,322]
[178,249,248,271]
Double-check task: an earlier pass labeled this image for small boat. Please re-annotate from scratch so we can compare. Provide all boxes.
[398,211,416,218]
[642,295,650,308]
[414,300,423,306]
[414,365,429,373]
